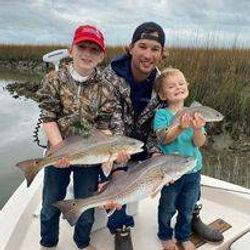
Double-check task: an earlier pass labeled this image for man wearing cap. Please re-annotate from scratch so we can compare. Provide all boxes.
[103,21,223,250]
[37,25,115,250]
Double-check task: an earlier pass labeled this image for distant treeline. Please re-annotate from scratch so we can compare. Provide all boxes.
[0,44,250,135]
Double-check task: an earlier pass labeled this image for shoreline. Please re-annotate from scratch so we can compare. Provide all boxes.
[0,60,51,74]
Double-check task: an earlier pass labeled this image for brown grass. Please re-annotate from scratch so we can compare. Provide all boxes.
[0,44,250,135]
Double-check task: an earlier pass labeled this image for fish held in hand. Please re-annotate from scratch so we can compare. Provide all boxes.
[172,101,224,126]
[53,154,196,226]
[16,133,144,187]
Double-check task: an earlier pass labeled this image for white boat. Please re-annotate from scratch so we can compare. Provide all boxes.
[0,172,249,250]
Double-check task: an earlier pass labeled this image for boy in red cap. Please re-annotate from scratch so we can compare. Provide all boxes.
[37,25,115,250]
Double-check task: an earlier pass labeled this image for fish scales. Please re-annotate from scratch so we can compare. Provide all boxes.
[53,155,196,226]
[16,134,144,187]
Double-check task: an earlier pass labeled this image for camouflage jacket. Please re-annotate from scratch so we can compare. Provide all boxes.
[37,64,116,138]
[103,64,166,155]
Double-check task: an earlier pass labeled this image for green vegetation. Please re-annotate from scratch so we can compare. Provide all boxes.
[0,44,250,136]
[0,44,124,64]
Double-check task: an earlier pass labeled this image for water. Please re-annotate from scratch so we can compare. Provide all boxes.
[0,80,44,209]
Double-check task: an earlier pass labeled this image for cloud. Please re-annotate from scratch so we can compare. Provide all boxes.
[0,0,250,47]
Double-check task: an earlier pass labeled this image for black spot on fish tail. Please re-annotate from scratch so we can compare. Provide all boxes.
[16,158,43,187]
[53,199,82,226]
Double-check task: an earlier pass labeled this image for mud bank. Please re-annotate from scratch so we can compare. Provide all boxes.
[0,60,53,74]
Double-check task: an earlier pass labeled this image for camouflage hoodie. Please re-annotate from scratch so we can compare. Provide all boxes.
[37,63,116,138]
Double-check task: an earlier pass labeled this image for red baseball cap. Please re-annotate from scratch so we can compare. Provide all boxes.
[72,25,106,52]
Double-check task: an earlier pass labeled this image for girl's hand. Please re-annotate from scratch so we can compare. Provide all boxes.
[192,112,206,130]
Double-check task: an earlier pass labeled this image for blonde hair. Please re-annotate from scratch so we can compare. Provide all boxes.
[154,67,188,95]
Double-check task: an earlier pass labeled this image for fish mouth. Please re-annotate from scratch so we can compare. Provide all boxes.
[135,148,144,153]
[130,145,144,154]
[207,116,224,122]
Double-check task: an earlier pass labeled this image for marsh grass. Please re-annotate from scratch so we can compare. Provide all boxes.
[0,45,249,136]
[0,44,66,62]
[0,44,124,63]
[202,148,250,188]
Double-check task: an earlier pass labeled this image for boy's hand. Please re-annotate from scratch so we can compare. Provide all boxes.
[99,129,112,136]
[179,113,192,129]
[115,151,131,163]
[48,141,71,168]
[192,112,206,130]
[54,157,71,168]
[104,200,123,211]
[98,179,123,211]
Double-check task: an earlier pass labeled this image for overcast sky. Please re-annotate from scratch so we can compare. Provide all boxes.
[1,0,250,47]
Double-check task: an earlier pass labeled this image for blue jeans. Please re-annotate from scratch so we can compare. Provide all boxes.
[40,165,99,249]
[107,205,135,234]
[158,172,201,242]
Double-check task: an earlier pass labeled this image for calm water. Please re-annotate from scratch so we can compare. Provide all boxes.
[0,80,44,209]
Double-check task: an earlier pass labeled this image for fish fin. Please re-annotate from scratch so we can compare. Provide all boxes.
[107,208,116,217]
[150,174,174,198]
[16,158,43,187]
[53,199,85,226]
[92,128,112,138]
[101,153,118,177]
[96,181,110,195]
[101,161,113,177]
[150,182,165,198]
[190,101,202,107]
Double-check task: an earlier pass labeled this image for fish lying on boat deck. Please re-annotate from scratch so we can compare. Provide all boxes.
[16,133,144,187]
[53,155,196,226]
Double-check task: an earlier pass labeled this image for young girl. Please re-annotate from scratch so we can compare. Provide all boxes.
[153,68,206,250]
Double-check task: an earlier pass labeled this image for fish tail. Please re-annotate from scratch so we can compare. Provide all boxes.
[53,198,95,226]
[16,158,43,187]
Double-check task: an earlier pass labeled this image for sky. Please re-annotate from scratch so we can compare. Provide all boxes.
[1,0,250,48]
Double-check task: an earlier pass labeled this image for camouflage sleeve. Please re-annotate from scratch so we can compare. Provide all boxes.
[102,70,125,135]
[36,72,62,123]
[146,130,162,155]
[109,88,125,135]
[93,80,117,130]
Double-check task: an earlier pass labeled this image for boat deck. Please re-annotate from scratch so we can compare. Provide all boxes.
[1,174,250,250]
